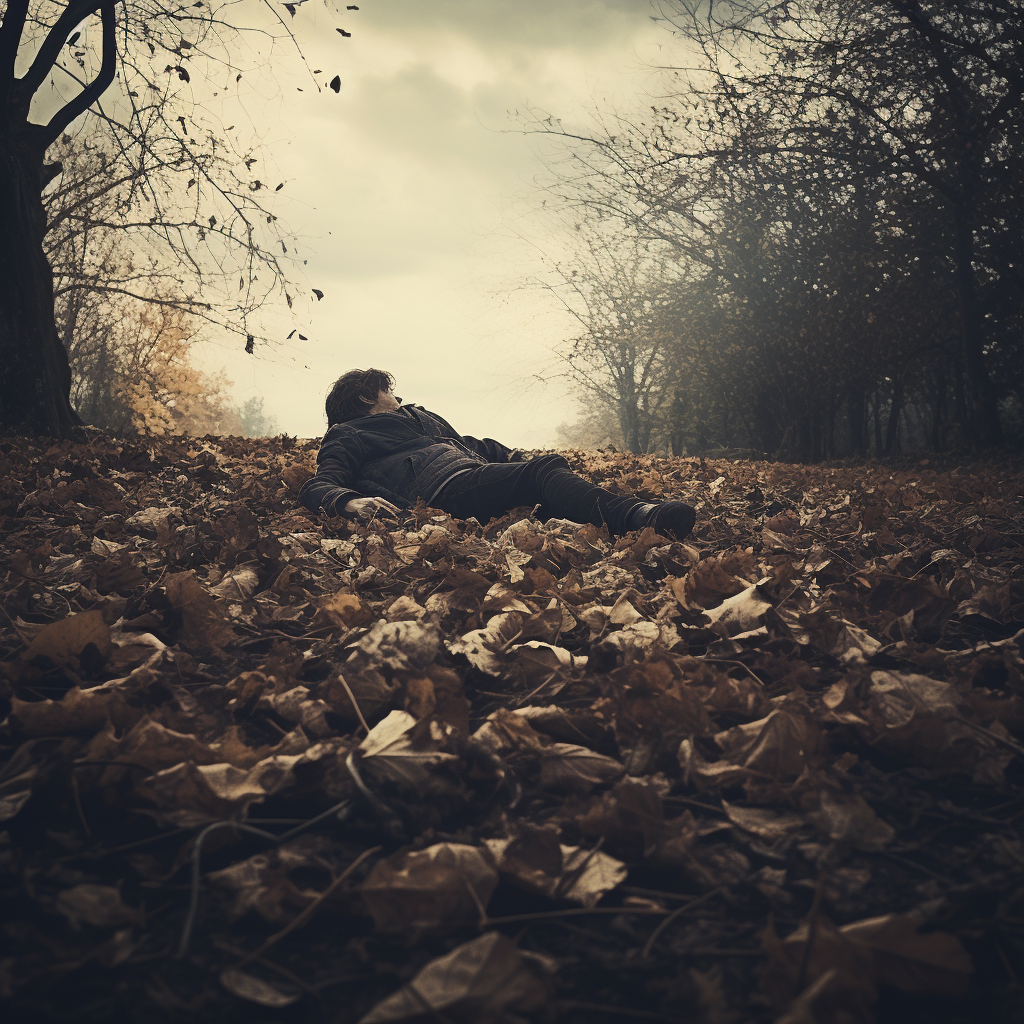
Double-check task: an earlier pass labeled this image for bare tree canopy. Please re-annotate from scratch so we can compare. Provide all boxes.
[532,0,1024,457]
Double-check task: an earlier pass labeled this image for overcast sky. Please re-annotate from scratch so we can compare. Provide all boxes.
[194,0,670,446]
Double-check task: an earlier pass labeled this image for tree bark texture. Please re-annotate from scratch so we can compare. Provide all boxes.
[0,131,81,435]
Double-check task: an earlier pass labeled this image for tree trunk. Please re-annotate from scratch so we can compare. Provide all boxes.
[0,131,81,436]
[884,378,904,456]
[952,205,1002,447]
[847,386,867,458]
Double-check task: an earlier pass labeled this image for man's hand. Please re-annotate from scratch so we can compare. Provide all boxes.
[343,496,400,520]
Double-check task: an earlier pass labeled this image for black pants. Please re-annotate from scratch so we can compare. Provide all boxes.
[432,454,643,536]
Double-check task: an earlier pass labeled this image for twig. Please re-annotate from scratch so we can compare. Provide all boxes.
[511,671,560,708]
[621,885,702,903]
[797,876,824,991]
[175,821,279,959]
[662,795,728,815]
[276,799,354,843]
[702,658,769,688]
[237,846,381,966]
[486,906,669,926]
[174,797,356,959]
[0,602,31,647]
[70,771,91,838]
[954,716,1024,758]
[336,671,370,734]
[463,877,489,928]
[214,941,318,996]
[554,838,604,901]
[641,887,726,958]
[878,850,956,885]
[345,751,404,838]
[556,1001,676,1021]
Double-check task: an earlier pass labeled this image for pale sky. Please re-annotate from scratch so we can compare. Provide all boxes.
[194,0,671,447]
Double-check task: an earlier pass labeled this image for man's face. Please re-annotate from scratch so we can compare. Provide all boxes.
[367,387,401,415]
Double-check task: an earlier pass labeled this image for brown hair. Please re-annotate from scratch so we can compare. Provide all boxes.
[325,368,396,425]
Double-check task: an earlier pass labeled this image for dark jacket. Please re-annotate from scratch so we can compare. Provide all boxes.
[299,404,517,516]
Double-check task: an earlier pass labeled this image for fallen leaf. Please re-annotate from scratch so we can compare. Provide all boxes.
[358,931,551,1023]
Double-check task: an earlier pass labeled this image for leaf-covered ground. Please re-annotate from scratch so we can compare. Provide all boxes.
[1,432,1022,1024]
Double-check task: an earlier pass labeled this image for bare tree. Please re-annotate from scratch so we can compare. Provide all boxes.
[535,228,682,454]
[0,0,355,436]
[527,0,1023,456]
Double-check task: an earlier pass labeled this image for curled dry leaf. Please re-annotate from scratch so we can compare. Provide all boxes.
[55,884,143,929]
[220,968,301,1008]
[358,710,459,790]
[360,842,498,933]
[538,742,625,794]
[210,566,259,601]
[207,838,326,924]
[486,832,627,907]
[348,620,441,674]
[808,789,895,851]
[22,609,113,669]
[713,708,825,779]
[722,800,804,842]
[358,931,552,1024]
[703,584,772,637]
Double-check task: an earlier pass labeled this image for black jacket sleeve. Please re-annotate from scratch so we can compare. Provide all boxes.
[297,425,367,516]
[418,407,517,464]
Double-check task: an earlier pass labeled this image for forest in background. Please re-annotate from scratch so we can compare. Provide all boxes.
[541,1,1023,461]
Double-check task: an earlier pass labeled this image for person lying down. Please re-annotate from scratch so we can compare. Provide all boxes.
[299,367,696,540]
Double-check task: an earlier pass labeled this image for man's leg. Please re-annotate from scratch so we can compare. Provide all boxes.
[433,455,695,539]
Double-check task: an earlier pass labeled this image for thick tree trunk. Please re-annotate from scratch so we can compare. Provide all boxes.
[0,131,81,436]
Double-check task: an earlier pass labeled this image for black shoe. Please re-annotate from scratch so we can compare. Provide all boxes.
[644,501,696,540]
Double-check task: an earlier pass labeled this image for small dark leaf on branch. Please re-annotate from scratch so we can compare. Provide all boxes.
[330,75,342,92]
[313,289,324,301]
[337,29,351,37]
[287,330,296,339]
[348,5,359,8]
[284,3,296,15]
[275,183,284,191]
[187,178,195,188]
[299,334,307,341]
[245,336,255,354]
[174,66,190,83]
[209,215,217,228]
[67,32,81,47]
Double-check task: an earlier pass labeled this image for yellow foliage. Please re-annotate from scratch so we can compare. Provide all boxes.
[117,306,243,436]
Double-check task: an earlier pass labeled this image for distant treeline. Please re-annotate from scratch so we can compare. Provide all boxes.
[540,1,1023,459]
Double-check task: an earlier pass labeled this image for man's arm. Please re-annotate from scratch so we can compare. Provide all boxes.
[298,426,367,516]
[417,407,520,463]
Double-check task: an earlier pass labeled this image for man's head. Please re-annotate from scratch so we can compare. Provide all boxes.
[325,368,402,425]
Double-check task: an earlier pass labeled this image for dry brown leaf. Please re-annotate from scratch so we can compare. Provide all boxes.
[55,885,143,929]
[220,968,301,1008]
[23,610,112,669]
[360,843,498,933]
[358,931,552,1024]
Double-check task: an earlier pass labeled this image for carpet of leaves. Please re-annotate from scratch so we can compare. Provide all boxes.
[1,432,1023,1024]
